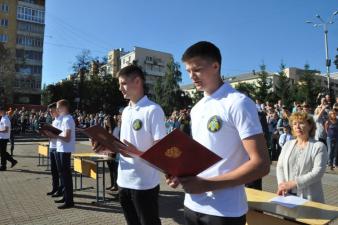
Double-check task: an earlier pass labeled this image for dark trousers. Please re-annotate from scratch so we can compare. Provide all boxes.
[0,139,15,167]
[119,185,161,225]
[107,160,118,187]
[10,131,14,155]
[49,148,61,192]
[56,152,73,204]
[184,207,246,225]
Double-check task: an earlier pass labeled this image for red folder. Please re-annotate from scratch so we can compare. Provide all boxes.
[80,125,142,157]
[81,125,222,176]
[38,123,62,137]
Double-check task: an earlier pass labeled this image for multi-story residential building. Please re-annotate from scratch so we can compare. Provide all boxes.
[181,67,338,97]
[0,0,45,104]
[119,46,173,91]
[106,48,127,77]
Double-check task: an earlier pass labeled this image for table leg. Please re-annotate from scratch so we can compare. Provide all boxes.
[74,170,77,190]
[102,161,105,202]
[96,161,99,203]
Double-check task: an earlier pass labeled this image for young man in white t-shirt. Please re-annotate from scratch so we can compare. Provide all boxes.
[45,99,76,209]
[166,41,270,225]
[0,107,17,171]
[46,102,63,197]
[104,65,166,225]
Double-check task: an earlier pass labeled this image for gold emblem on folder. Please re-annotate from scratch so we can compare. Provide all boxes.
[165,147,182,158]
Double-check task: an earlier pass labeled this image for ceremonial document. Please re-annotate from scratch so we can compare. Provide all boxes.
[38,123,62,137]
[81,125,222,176]
[270,195,308,208]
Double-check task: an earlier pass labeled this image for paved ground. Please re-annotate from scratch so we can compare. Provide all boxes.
[0,142,337,225]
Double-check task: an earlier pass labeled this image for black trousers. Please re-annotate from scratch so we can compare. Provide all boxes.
[0,139,15,167]
[119,185,161,225]
[184,207,246,225]
[49,148,61,192]
[107,160,118,187]
[56,152,73,204]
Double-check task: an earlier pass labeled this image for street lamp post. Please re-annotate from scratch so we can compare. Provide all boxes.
[306,11,338,93]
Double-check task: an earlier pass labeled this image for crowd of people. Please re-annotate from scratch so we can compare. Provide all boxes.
[0,41,336,225]
[255,95,338,170]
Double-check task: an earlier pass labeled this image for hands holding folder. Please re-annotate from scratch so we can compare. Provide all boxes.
[81,125,222,193]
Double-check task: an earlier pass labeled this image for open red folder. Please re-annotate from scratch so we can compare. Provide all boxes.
[81,125,222,176]
[38,123,62,137]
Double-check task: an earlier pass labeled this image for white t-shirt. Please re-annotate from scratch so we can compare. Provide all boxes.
[56,114,76,153]
[184,82,263,217]
[0,115,11,139]
[50,116,62,149]
[117,96,166,190]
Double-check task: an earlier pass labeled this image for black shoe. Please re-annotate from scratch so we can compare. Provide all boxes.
[11,160,18,168]
[51,192,63,198]
[0,167,6,171]
[106,186,113,190]
[47,190,58,196]
[54,198,65,203]
[111,186,118,191]
[57,202,74,209]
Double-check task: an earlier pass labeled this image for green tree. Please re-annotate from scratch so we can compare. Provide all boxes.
[72,49,92,110]
[292,64,323,108]
[41,83,52,106]
[0,43,15,104]
[255,64,272,102]
[153,60,192,114]
[275,63,291,106]
[191,88,203,104]
[234,82,256,99]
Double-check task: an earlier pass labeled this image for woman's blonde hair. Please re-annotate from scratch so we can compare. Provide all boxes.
[289,112,316,138]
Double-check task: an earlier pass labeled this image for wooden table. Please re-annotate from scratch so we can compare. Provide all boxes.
[246,188,338,225]
[73,153,113,203]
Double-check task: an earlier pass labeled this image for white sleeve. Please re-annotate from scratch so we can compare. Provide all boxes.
[230,96,263,140]
[150,106,166,141]
[64,117,74,131]
[4,118,10,128]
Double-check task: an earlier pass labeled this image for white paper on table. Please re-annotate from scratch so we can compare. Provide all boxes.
[270,195,308,208]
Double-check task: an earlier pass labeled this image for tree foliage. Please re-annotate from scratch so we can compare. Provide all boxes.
[255,64,272,102]
[0,43,15,104]
[275,63,291,106]
[153,60,192,114]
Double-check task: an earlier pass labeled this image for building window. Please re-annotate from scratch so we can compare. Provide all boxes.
[16,35,43,47]
[17,21,44,34]
[16,64,42,75]
[16,49,43,60]
[0,34,8,43]
[19,0,37,4]
[17,6,45,24]
[0,3,9,13]
[0,19,8,27]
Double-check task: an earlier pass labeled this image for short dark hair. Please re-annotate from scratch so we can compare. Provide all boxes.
[48,102,57,109]
[117,64,145,82]
[57,99,70,110]
[182,41,222,66]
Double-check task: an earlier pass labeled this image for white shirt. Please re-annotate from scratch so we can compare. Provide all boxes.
[184,82,263,217]
[56,114,76,153]
[50,116,62,149]
[117,96,166,190]
[0,115,11,139]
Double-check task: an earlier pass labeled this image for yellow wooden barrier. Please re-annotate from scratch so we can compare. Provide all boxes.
[73,157,97,179]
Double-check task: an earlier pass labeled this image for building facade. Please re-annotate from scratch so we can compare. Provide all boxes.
[0,0,45,104]
[181,67,338,97]
[119,47,173,91]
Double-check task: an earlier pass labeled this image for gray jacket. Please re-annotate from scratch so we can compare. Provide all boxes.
[276,139,328,203]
